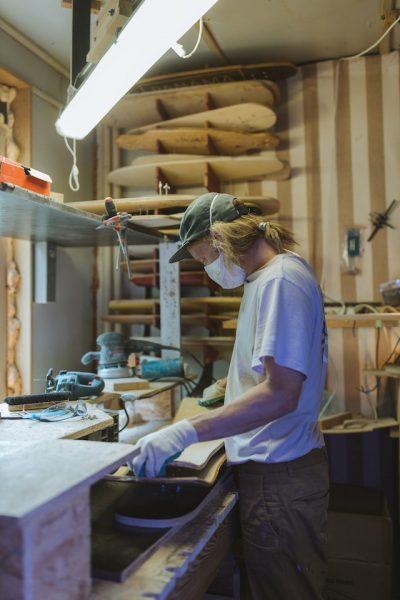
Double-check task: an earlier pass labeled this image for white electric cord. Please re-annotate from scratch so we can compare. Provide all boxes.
[172,17,204,59]
[64,136,80,192]
[319,354,339,417]
[320,14,400,294]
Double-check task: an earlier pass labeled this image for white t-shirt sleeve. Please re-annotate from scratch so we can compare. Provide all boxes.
[252,277,314,377]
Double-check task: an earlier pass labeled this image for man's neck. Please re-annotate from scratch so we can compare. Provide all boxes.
[242,239,279,276]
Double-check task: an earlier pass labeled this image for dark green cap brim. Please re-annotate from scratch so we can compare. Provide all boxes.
[169,243,192,263]
[169,192,251,263]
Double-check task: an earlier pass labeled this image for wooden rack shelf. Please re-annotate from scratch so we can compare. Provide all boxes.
[222,313,400,330]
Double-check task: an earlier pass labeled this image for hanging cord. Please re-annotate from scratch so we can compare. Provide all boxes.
[171,18,204,59]
[64,136,80,192]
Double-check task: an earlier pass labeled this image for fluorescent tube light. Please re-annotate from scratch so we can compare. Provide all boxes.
[56,0,219,140]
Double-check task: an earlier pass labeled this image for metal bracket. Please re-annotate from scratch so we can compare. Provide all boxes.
[34,242,56,303]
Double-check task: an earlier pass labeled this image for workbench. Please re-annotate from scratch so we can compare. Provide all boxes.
[0,401,239,599]
[0,400,115,442]
[0,437,140,600]
[90,473,239,600]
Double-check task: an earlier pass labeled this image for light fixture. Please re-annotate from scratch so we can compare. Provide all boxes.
[56,0,219,140]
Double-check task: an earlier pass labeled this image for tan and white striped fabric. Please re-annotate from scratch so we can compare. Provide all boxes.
[229,51,400,414]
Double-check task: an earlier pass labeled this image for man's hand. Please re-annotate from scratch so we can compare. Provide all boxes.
[130,419,198,478]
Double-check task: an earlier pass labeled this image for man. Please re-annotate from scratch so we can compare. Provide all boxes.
[131,192,329,600]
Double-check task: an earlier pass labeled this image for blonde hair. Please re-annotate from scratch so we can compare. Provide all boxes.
[210,203,297,264]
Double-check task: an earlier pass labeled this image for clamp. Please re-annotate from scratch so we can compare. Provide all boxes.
[97,197,132,279]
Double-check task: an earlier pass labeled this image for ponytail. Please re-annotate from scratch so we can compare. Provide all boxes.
[210,203,297,264]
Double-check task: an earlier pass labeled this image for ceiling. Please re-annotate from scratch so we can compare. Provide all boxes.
[0,0,399,78]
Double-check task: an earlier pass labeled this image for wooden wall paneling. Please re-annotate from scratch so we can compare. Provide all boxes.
[275,78,293,232]
[302,63,323,280]
[0,68,32,395]
[366,55,390,299]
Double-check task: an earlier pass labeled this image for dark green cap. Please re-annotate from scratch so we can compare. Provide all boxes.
[169,192,251,263]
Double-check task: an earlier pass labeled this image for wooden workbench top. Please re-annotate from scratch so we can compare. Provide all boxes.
[0,439,139,525]
[0,402,113,443]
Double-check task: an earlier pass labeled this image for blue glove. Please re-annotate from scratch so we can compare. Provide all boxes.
[130,419,198,478]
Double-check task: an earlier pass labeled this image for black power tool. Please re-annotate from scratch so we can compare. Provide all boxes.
[4,369,104,407]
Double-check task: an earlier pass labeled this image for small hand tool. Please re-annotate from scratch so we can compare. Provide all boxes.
[97,197,132,279]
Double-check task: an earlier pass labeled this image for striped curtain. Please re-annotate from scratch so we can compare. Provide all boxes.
[230,51,400,414]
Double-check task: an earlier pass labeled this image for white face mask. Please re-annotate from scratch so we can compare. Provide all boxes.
[205,253,247,289]
[204,193,247,288]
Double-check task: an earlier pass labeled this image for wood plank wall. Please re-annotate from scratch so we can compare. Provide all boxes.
[230,51,400,415]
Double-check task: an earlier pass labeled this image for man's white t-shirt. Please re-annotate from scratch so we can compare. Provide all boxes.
[224,251,328,464]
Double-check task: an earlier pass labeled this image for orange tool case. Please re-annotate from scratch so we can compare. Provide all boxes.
[0,156,52,196]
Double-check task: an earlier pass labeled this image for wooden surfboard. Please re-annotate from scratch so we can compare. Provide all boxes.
[127,103,276,134]
[116,127,280,155]
[103,80,279,129]
[133,62,297,93]
[107,154,290,188]
[66,194,280,216]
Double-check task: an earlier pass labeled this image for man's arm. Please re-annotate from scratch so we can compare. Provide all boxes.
[130,358,304,477]
[192,357,305,441]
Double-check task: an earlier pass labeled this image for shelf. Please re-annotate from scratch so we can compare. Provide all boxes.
[222,313,400,330]
[325,313,400,328]
[0,185,169,247]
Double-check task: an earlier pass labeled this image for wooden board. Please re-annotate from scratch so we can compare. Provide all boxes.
[223,313,400,330]
[102,314,235,328]
[108,154,290,188]
[129,271,218,290]
[103,80,278,129]
[0,438,139,522]
[108,448,226,487]
[116,127,280,155]
[0,402,114,443]
[127,257,199,273]
[90,473,237,587]
[127,103,276,134]
[109,297,241,313]
[103,377,150,392]
[133,62,297,93]
[66,194,280,216]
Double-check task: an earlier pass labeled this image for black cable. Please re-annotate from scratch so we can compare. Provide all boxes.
[118,402,130,434]
[147,376,195,396]
[382,336,400,367]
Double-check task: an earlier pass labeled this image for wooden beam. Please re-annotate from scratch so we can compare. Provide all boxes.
[155,167,176,194]
[204,162,221,192]
[156,98,170,121]
[379,0,399,54]
[62,0,101,13]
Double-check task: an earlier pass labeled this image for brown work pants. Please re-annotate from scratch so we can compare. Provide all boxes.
[236,448,329,600]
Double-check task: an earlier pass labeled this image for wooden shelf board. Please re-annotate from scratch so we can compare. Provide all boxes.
[0,186,162,246]
[223,313,400,330]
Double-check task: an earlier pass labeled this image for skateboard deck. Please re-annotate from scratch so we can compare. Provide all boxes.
[107,154,290,188]
[127,103,276,134]
[67,194,279,216]
[133,62,297,93]
[116,127,280,155]
[104,80,279,129]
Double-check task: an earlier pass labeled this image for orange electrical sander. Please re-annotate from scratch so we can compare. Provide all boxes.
[0,155,52,196]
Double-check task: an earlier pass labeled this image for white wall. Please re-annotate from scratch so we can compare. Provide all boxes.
[0,27,96,392]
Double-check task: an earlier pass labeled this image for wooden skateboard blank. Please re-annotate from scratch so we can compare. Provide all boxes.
[127,103,277,134]
[108,297,242,313]
[66,195,280,216]
[134,62,297,92]
[108,154,290,188]
[103,80,278,129]
[116,128,280,155]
